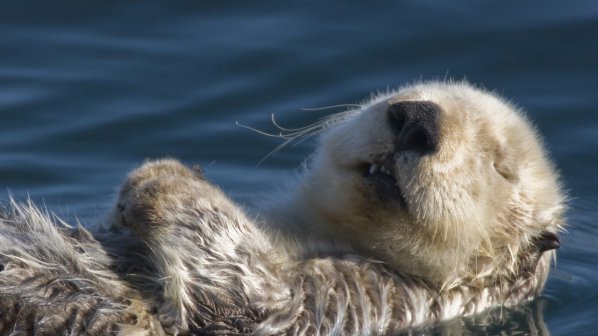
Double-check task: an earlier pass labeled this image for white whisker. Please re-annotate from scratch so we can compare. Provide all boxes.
[238,108,361,165]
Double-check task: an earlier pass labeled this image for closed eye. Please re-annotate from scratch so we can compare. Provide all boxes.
[493,161,517,182]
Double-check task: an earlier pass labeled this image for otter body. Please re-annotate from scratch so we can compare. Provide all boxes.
[0,82,564,335]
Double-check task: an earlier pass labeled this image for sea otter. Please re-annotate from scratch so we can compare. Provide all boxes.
[0,81,564,335]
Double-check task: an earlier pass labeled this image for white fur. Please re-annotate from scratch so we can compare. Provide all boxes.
[0,81,564,335]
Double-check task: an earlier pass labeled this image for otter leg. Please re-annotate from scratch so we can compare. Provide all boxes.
[114,159,286,334]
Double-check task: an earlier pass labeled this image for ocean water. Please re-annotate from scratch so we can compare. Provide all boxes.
[1,1,597,334]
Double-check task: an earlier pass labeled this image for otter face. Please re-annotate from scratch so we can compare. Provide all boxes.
[300,82,564,285]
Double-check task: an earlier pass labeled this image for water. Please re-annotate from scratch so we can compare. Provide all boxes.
[1,1,597,334]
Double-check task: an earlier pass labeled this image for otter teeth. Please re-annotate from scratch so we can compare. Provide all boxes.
[369,163,380,175]
[368,163,393,177]
[380,165,391,175]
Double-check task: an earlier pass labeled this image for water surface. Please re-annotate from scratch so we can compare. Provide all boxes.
[1,1,597,334]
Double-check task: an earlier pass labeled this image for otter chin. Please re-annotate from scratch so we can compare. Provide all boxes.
[264,81,565,287]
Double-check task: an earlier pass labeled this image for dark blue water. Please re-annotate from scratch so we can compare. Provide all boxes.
[1,1,597,334]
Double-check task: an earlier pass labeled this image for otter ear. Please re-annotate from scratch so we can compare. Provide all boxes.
[533,231,560,253]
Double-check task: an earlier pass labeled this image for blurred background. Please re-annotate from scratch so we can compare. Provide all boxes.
[1,1,596,334]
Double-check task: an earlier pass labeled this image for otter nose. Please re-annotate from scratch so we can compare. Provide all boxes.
[387,101,440,154]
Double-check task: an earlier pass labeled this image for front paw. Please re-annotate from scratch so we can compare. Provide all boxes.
[119,159,204,201]
[113,159,204,234]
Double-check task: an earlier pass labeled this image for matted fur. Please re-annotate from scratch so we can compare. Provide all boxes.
[0,201,163,335]
[0,81,564,335]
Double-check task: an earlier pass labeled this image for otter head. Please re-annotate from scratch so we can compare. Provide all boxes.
[298,82,565,286]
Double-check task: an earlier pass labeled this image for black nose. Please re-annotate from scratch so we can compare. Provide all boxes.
[387,101,440,154]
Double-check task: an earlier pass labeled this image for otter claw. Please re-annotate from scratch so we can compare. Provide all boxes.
[535,231,560,253]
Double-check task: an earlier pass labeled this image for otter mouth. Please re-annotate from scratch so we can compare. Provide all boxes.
[361,160,407,207]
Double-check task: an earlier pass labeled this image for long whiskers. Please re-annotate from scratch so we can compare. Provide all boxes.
[300,104,361,111]
[236,106,360,165]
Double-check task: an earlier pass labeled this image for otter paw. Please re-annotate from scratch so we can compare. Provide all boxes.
[118,176,192,236]
[119,159,203,202]
[115,159,204,235]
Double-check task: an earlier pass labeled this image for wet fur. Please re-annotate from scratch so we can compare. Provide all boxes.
[0,81,564,335]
